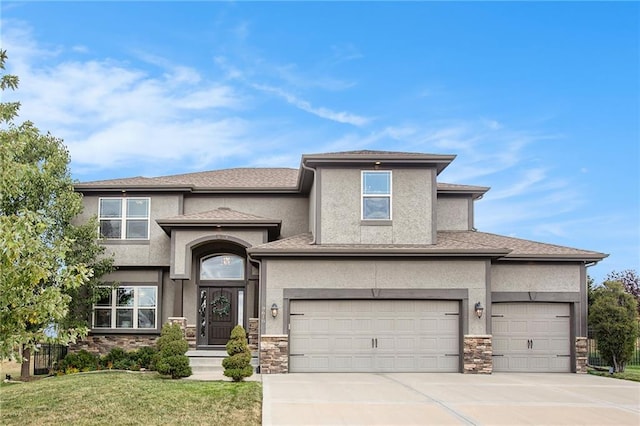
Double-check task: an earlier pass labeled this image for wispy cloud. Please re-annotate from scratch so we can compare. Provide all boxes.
[252,83,371,126]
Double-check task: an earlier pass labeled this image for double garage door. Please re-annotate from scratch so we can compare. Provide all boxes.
[492,303,571,372]
[289,300,459,373]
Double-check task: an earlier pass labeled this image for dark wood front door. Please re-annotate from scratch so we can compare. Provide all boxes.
[198,287,238,346]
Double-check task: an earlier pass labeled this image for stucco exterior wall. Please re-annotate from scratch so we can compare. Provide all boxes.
[318,168,435,244]
[170,229,265,279]
[264,258,487,335]
[183,194,308,238]
[491,263,581,292]
[79,194,179,266]
[437,196,471,231]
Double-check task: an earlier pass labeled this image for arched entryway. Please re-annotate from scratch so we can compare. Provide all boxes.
[193,241,256,348]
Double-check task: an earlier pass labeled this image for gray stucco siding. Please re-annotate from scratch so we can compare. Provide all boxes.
[318,169,361,244]
[437,196,471,231]
[263,258,487,335]
[171,229,265,279]
[183,194,308,238]
[318,168,435,244]
[79,194,179,266]
[491,263,582,292]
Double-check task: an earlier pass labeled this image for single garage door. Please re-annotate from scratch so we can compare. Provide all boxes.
[492,302,571,372]
[289,300,459,373]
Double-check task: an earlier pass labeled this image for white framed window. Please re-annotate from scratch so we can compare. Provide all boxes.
[99,198,150,239]
[93,286,157,329]
[361,171,392,220]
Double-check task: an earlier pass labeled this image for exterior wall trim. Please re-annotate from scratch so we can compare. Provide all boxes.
[171,233,253,279]
[491,292,581,303]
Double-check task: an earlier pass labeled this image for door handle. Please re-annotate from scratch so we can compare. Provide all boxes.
[527,339,531,349]
[531,339,533,350]
[375,338,378,348]
[371,338,374,348]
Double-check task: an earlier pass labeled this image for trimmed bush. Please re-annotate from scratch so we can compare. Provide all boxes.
[222,325,253,382]
[58,350,100,373]
[154,323,192,379]
[135,346,158,370]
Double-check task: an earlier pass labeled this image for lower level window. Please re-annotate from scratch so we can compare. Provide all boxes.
[93,286,157,329]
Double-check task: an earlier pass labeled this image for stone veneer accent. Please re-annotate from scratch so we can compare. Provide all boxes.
[70,335,158,355]
[248,318,259,350]
[463,335,493,374]
[575,336,588,373]
[168,317,196,349]
[260,335,288,374]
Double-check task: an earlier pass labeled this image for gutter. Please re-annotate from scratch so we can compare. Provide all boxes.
[300,161,317,244]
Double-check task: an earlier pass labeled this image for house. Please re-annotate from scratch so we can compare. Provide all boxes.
[73,150,607,374]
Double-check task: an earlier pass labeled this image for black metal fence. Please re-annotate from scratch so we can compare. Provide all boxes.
[33,344,68,375]
[587,327,640,367]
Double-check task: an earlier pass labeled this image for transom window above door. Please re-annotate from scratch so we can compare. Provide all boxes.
[200,254,245,280]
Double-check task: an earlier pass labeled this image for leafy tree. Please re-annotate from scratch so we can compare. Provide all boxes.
[589,281,639,372]
[0,49,112,378]
[605,270,640,316]
[223,325,253,382]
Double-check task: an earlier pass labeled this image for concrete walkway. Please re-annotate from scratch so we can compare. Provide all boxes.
[262,373,640,425]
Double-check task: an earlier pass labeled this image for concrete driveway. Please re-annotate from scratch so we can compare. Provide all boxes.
[262,373,640,425]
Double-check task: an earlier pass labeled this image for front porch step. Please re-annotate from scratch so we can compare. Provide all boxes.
[187,350,259,374]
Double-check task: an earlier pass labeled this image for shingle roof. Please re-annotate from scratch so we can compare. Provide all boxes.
[159,207,279,223]
[248,231,607,261]
[77,167,485,194]
[155,207,281,238]
[76,168,300,191]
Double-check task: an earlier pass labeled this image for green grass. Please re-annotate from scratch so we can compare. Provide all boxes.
[588,365,640,382]
[0,371,261,425]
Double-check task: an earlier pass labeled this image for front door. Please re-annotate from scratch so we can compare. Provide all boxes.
[198,287,239,346]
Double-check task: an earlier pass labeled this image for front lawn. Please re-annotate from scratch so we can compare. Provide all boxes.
[588,365,640,382]
[0,371,261,425]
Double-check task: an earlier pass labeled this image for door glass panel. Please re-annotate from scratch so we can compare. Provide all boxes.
[199,289,207,338]
[237,290,244,327]
[200,255,245,280]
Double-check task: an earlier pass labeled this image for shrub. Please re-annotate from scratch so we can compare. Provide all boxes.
[222,325,253,382]
[135,346,158,370]
[57,350,99,373]
[101,347,135,370]
[154,323,192,379]
[590,281,639,372]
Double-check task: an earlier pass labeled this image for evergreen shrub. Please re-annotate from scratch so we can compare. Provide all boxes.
[222,325,253,382]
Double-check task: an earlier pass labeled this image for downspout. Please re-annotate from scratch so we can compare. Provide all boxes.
[300,161,318,244]
[247,254,263,373]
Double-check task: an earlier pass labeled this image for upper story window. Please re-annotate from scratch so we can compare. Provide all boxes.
[200,254,245,280]
[362,171,392,220]
[99,198,150,239]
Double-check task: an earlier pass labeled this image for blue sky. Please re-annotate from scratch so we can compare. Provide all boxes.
[2,2,638,282]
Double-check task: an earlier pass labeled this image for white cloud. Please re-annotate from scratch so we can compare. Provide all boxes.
[252,84,371,126]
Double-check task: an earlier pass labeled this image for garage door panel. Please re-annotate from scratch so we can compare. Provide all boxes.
[492,302,570,373]
[290,300,459,373]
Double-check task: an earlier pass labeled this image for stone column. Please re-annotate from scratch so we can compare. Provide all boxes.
[260,335,288,374]
[248,318,259,351]
[575,337,588,373]
[463,335,493,374]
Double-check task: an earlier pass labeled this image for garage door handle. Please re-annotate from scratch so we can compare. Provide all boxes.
[372,338,374,348]
[531,340,533,349]
[527,339,531,349]
[375,338,378,348]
